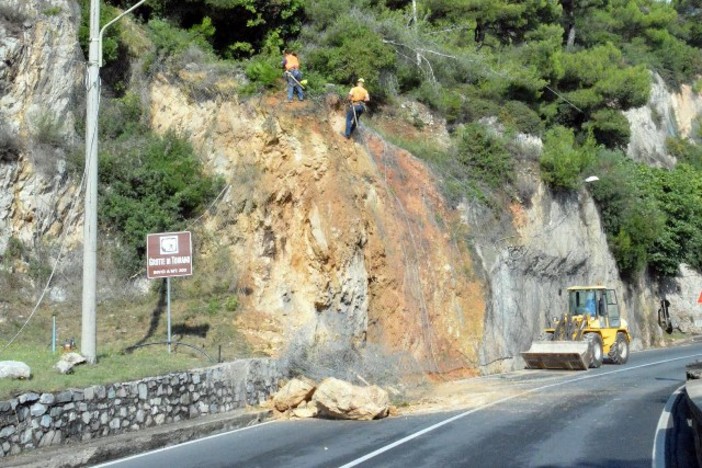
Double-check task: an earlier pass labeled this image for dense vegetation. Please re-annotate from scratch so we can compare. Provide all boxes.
[96,92,223,274]
[85,0,702,281]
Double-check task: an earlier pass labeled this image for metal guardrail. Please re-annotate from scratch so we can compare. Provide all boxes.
[685,363,702,467]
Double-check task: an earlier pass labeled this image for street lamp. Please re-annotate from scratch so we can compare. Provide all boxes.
[82,0,147,364]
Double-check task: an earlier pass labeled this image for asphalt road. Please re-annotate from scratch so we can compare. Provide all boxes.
[98,342,702,468]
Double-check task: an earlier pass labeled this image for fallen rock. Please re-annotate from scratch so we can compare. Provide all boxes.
[313,377,390,421]
[688,362,702,380]
[54,352,87,374]
[291,400,319,419]
[0,360,31,379]
[273,377,316,412]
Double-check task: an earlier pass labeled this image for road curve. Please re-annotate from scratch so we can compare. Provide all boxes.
[98,342,702,468]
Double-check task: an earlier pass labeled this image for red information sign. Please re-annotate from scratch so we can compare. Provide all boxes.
[146,231,193,279]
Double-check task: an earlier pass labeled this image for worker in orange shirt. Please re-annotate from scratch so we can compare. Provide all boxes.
[282,49,304,102]
[344,78,370,138]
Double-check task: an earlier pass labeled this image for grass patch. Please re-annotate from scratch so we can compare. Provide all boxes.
[661,330,692,346]
[42,6,62,16]
[0,276,256,401]
[0,344,203,401]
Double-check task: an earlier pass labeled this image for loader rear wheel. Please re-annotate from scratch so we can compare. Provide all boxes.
[609,332,629,365]
[585,333,603,368]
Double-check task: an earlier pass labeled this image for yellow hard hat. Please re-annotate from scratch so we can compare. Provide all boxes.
[357,78,365,83]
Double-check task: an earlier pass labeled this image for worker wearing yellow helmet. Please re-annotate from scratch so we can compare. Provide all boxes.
[344,78,370,139]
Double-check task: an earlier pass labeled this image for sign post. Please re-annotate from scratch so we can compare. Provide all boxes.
[146,231,193,353]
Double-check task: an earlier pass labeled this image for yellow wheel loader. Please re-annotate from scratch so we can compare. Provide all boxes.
[522,286,631,370]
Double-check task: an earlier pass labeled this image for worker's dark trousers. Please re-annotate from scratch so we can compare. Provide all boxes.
[344,104,365,137]
[286,72,304,102]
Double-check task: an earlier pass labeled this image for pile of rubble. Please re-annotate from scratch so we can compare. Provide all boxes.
[271,377,395,421]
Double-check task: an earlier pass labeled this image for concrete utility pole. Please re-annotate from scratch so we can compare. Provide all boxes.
[82,0,100,364]
[82,0,148,364]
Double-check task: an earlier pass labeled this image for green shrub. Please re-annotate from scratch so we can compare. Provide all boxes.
[455,123,513,189]
[244,57,282,91]
[99,91,143,140]
[28,257,52,286]
[499,100,544,135]
[305,15,395,96]
[415,84,464,124]
[225,295,239,312]
[42,6,62,16]
[646,164,702,276]
[4,237,24,262]
[78,0,121,65]
[666,136,702,170]
[539,126,596,190]
[585,150,702,279]
[98,131,224,275]
[588,150,652,278]
[207,298,220,316]
[585,109,631,149]
[148,18,214,58]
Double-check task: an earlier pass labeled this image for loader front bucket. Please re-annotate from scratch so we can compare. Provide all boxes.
[521,341,591,370]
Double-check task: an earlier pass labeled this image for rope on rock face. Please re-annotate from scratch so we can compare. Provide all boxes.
[360,131,442,372]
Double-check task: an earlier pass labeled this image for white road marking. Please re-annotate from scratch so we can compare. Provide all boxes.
[651,384,685,468]
[93,352,702,467]
[94,420,276,467]
[339,353,702,468]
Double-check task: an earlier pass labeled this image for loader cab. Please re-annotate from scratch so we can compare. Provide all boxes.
[568,287,621,328]
[604,289,621,327]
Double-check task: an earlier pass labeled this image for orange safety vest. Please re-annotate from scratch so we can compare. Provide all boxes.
[349,86,369,103]
[284,54,300,71]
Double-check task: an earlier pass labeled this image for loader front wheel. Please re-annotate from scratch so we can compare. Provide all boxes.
[585,333,603,368]
[609,332,629,365]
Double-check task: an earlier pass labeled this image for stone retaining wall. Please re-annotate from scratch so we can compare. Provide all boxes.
[0,358,284,458]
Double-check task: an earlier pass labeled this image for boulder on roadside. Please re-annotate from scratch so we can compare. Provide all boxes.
[54,352,86,374]
[313,377,390,421]
[291,400,319,419]
[273,377,316,412]
[0,361,31,380]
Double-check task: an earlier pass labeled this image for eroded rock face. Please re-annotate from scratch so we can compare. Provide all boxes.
[148,79,485,373]
[469,179,657,373]
[0,0,83,256]
[660,264,702,334]
[624,72,702,168]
